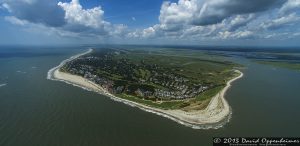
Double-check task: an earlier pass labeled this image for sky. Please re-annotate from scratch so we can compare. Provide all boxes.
[0,0,300,46]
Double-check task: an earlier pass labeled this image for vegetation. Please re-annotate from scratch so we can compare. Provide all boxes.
[257,61,300,71]
[61,48,241,110]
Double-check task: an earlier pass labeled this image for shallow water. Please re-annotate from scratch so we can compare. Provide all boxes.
[0,47,300,146]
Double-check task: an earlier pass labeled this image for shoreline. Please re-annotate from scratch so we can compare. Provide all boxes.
[47,49,244,129]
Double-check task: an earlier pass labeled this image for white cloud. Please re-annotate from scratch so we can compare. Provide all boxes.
[2,0,127,40]
[2,0,300,44]
[4,16,28,25]
[22,0,36,4]
[108,24,127,36]
[218,30,254,39]
[228,14,255,31]
[159,0,197,25]
[128,26,157,38]
[1,0,66,27]
[1,3,11,11]
[234,30,254,39]
[279,0,300,15]
[128,0,300,42]
[261,13,300,30]
[1,0,36,4]
[57,0,127,37]
[142,27,156,38]
[192,0,284,25]
[58,0,106,29]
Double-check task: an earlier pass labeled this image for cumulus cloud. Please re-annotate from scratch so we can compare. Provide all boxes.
[218,30,254,39]
[279,0,300,15]
[58,0,105,29]
[227,14,255,31]
[159,0,196,25]
[1,0,300,43]
[130,0,298,42]
[1,0,126,38]
[57,0,116,36]
[128,25,158,38]
[4,16,28,25]
[192,0,285,25]
[156,0,284,27]
[261,13,300,30]
[1,0,66,27]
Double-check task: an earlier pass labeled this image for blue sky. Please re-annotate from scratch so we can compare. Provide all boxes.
[0,0,300,46]
[67,0,175,28]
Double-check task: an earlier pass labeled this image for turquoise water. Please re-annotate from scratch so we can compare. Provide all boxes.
[0,47,300,146]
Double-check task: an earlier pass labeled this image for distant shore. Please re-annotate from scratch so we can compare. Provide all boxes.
[47,49,243,129]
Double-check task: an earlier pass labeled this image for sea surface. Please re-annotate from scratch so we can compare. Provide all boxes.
[0,46,300,146]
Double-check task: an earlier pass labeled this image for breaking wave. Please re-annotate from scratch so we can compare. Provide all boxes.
[0,83,7,88]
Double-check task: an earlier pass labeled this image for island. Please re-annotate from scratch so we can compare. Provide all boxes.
[257,61,300,71]
[48,48,243,129]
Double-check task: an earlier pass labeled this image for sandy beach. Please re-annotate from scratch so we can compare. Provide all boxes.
[48,49,243,129]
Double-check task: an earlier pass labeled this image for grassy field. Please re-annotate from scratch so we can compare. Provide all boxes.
[112,49,237,85]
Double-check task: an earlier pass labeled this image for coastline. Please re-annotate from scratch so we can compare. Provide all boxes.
[47,49,244,129]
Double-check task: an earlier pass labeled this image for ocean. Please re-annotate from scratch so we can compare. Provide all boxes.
[0,46,300,146]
